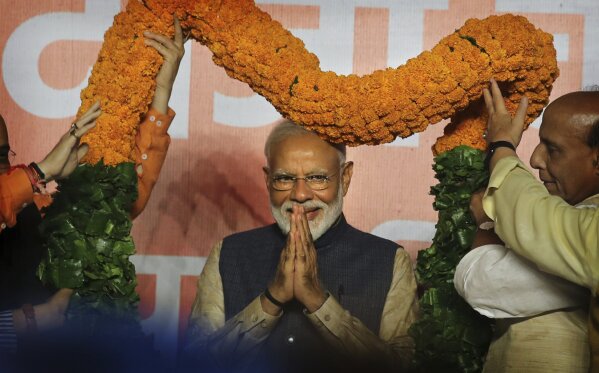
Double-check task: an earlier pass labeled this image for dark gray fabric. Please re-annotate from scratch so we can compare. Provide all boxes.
[219,215,398,372]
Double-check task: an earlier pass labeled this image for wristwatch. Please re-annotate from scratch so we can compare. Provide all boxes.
[484,141,516,169]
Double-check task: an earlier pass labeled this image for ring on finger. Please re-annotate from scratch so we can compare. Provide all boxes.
[69,127,81,140]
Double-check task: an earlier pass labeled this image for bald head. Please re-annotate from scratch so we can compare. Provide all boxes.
[545,91,599,147]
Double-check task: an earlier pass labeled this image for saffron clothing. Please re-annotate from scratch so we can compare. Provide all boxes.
[0,107,175,232]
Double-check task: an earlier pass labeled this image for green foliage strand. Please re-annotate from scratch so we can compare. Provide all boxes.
[409,146,492,372]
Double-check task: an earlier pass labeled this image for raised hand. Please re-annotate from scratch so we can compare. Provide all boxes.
[144,16,186,114]
[483,79,529,147]
[293,205,326,312]
[37,102,100,181]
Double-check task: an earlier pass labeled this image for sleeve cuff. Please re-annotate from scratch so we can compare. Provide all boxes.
[143,107,176,136]
[235,296,281,335]
[305,294,346,333]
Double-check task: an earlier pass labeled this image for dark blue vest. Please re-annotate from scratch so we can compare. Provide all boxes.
[219,215,398,372]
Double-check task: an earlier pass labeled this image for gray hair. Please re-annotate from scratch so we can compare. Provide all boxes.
[583,85,599,92]
[264,120,346,165]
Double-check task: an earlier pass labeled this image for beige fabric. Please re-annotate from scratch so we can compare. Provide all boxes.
[482,156,599,290]
[482,155,599,372]
[483,309,589,373]
[186,241,419,370]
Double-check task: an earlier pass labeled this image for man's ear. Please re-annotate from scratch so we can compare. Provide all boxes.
[341,161,354,196]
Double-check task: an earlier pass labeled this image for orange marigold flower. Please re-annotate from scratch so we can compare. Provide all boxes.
[80,1,557,161]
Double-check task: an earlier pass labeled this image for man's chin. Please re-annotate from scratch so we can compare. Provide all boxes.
[543,182,559,194]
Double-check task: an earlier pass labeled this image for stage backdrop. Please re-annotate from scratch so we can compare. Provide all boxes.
[2,0,598,361]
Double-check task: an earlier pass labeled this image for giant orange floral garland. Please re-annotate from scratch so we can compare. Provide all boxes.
[80,0,557,164]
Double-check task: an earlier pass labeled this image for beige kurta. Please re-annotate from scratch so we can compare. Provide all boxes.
[483,309,589,372]
[483,156,599,371]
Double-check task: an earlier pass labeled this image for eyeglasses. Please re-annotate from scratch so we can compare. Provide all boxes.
[269,172,339,191]
[268,163,349,191]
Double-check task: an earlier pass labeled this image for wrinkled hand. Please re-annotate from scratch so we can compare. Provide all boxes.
[292,205,326,313]
[145,16,186,114]
[483,79,529,147]
[37,102,100,181]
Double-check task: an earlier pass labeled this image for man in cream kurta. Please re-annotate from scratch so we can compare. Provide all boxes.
[476,81,599,370]
[184,121,418,372]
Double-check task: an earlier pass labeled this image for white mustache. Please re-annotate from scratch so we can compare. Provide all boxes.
[280,200,327,213]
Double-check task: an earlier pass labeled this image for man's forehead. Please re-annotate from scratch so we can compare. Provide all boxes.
[269,135,339,162]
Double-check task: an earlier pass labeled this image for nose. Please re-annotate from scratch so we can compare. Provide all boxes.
[289,178,314,203]
[530,143,546,170]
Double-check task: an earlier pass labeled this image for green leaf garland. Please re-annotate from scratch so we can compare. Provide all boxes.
[409,146,493,372]
[38,162,143,336]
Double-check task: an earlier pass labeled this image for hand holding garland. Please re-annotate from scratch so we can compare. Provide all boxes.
[36,102,100,182]
[144,16,186,115]
[482,79,529,171]
[468,79,529,247]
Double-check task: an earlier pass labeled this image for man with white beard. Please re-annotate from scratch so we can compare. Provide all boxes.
[184,121,419,373]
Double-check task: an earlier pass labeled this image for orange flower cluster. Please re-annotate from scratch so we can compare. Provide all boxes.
[147,1,556,153]
[78,0,171,165]
[81,1,557,161]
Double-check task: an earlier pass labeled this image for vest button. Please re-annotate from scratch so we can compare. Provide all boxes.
[324,314,331,322]
[286,334,295,344]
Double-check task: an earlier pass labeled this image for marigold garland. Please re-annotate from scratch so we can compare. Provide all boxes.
[79,1,557,163]
[78,0,171,165]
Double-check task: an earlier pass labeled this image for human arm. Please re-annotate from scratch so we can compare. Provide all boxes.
[482,158,599,289]
[481,80,599,289]
[304,249,419,371]
[0,105,98,231]
[0,289,72,353]
[455,244,589,318]
[129,17,185,218]
[185,242,282,370]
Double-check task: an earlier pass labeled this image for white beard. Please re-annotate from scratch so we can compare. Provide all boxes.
[271,185,343,241]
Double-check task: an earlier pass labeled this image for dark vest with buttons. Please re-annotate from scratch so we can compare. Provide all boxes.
[219,215,397,373]
[0,203,53,310]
